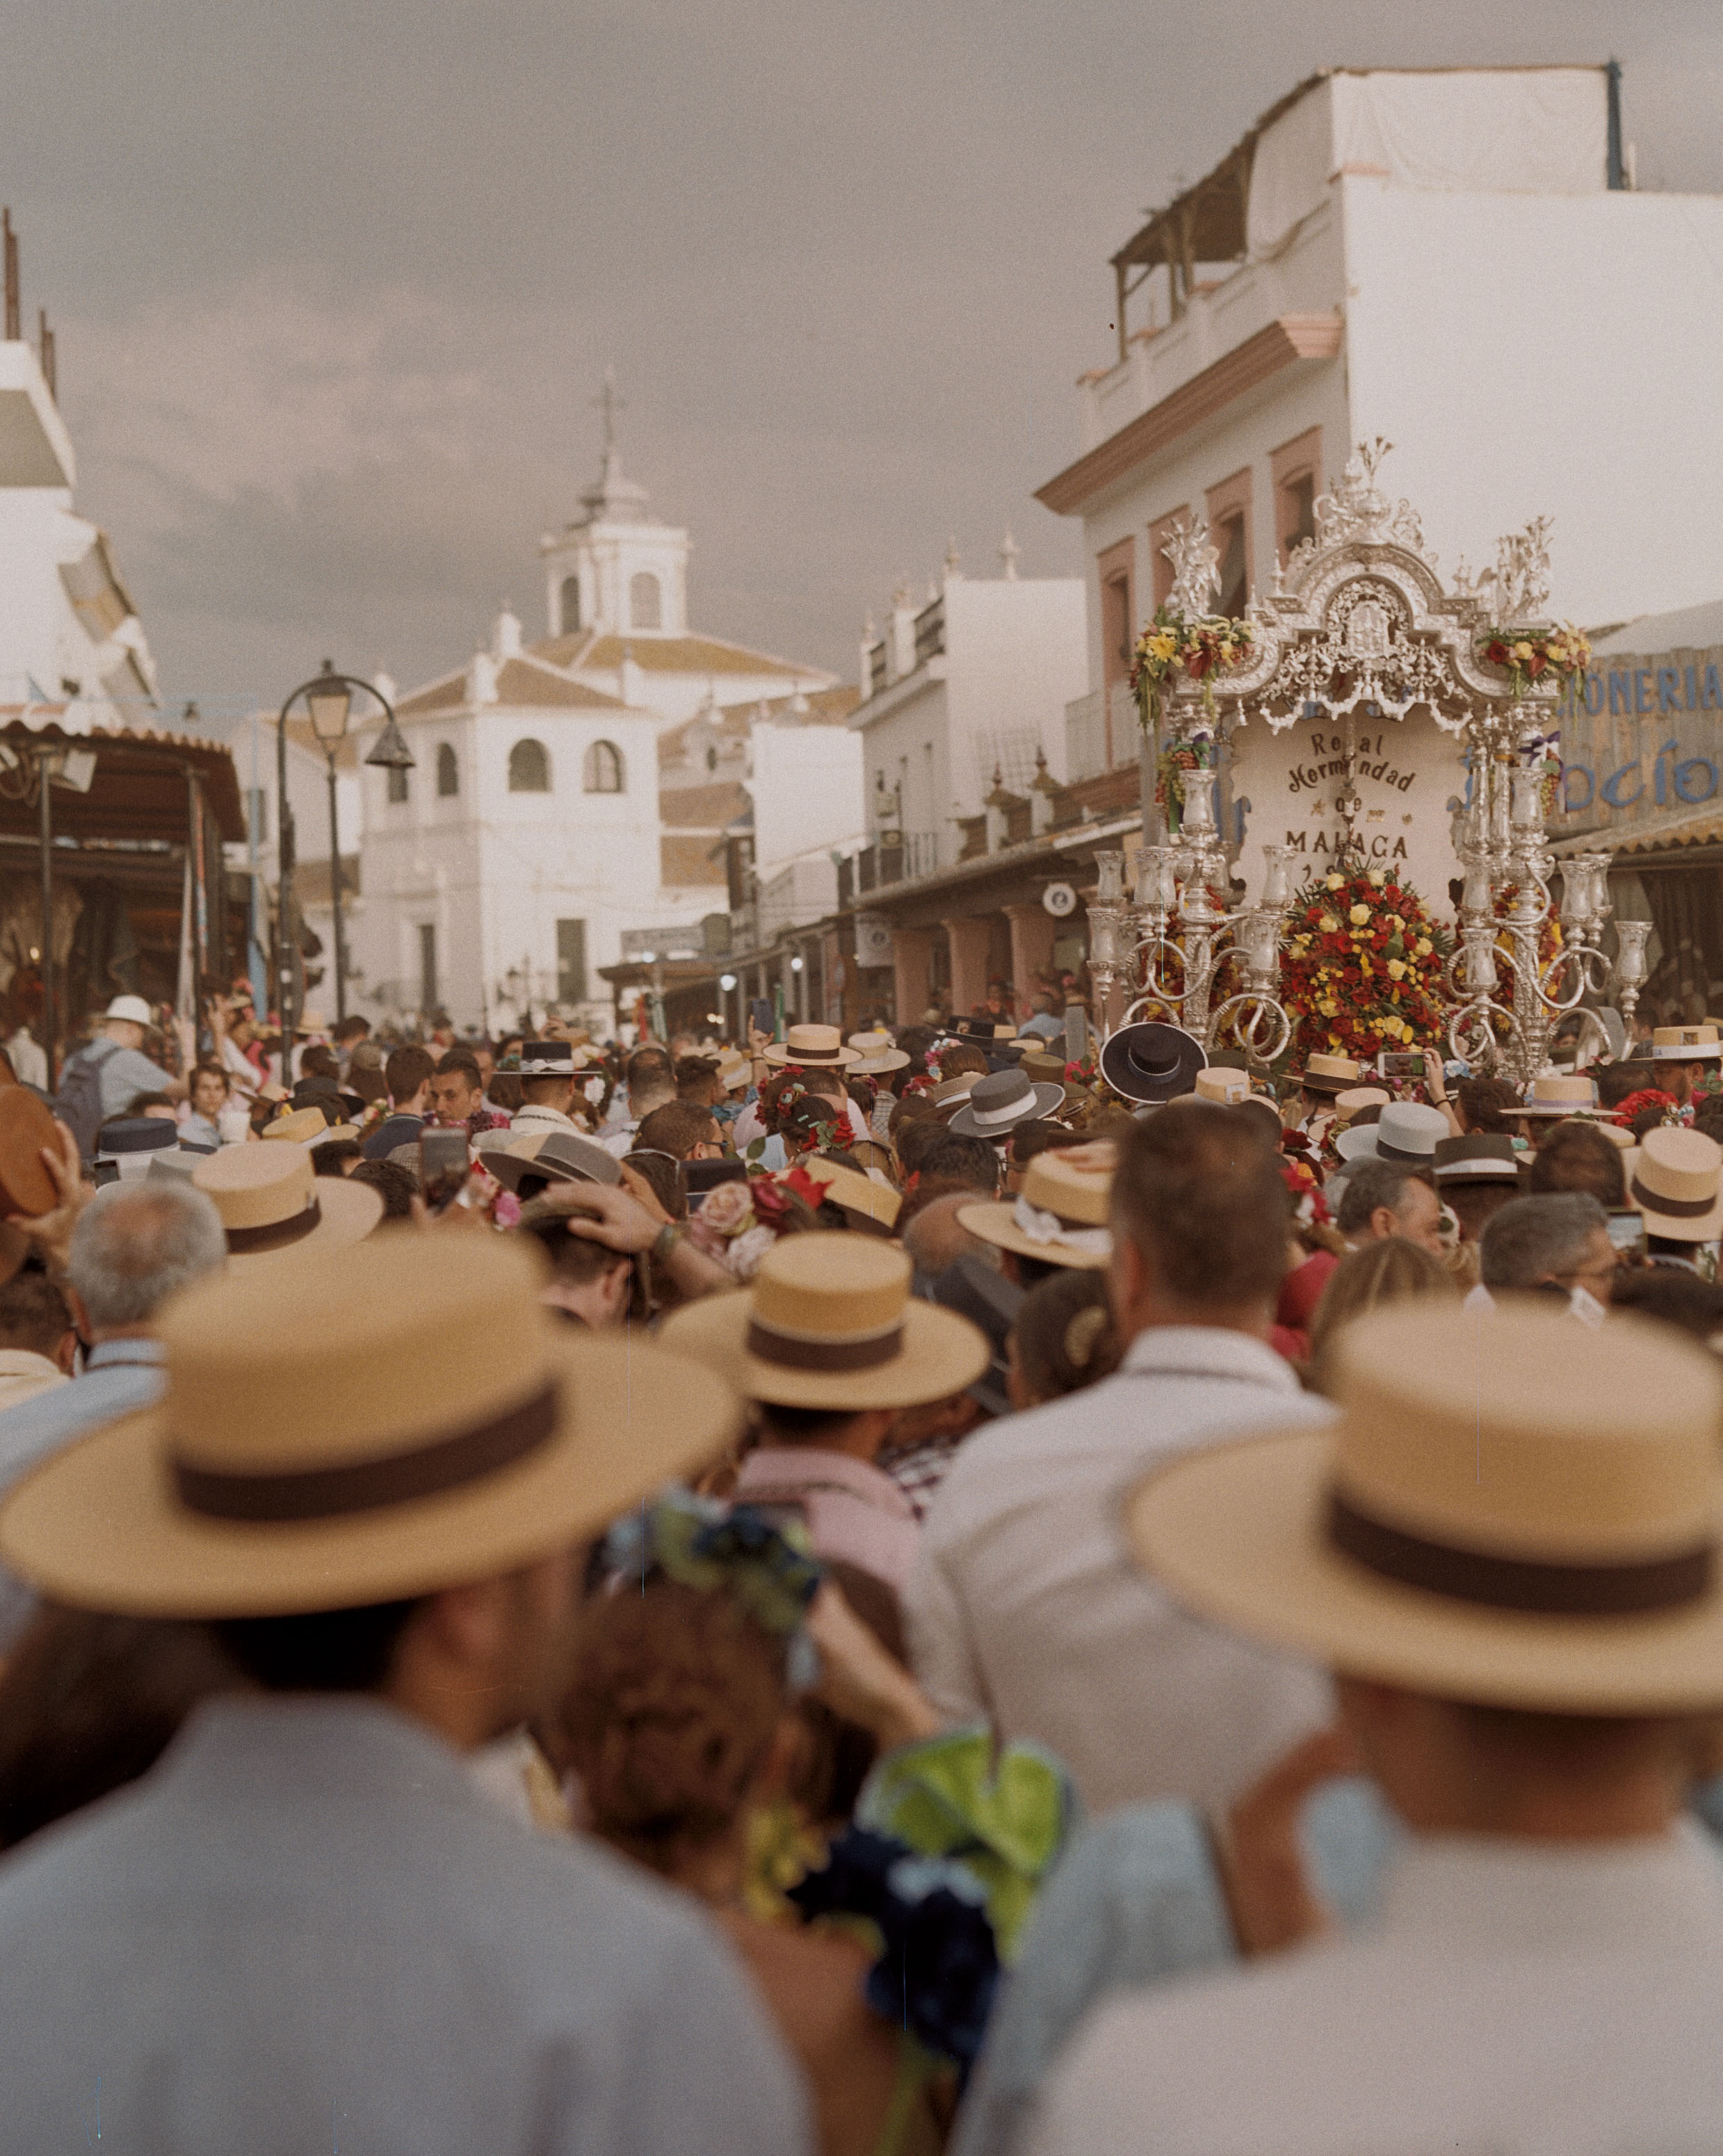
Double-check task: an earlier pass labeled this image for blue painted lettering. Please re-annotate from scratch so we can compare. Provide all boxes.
[1705,665,1723,712]
[1608,672,1633,715]
[1659,668,1683,714]
[1601,761,1644,809]
[1676,758,1718,805]
[1562,764,1595,813]
[1636,670,1655,714]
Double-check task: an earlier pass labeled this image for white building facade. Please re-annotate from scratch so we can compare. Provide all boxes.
[351,410,836,1033]
[849,550,1087,877]
[1040,64,1723,841]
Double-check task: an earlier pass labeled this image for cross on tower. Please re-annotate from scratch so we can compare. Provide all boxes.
[594,368,626,455]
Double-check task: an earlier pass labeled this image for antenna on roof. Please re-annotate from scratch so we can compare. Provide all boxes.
[2,210,19,343]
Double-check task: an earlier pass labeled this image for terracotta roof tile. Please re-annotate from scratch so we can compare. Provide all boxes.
[577,633,804,676]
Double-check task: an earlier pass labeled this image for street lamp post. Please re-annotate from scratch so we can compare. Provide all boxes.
[277,663,413,1035]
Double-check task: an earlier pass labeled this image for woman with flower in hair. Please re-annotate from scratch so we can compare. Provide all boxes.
[561,1509,947,2156]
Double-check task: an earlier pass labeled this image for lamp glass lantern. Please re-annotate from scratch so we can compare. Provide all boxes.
[305,661,353,747]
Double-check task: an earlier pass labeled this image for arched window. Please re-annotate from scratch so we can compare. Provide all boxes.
[629,572,662,631]
[559,575,581,635]
[583,739,624,794]
[508,738,551,793]
[436,743,458,797]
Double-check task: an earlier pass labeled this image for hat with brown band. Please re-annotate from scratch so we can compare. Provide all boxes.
[0,1233,741,1619]
[193,1141,383,1267]
[1293,1051,1365,1096]
[1626,1125,1723,1242]
[846,1029,909,1076]
[657,1233,987,1410]
[958,1142,1115,1271]
[1125,1302,1723,1712]
[762,1024,859,1070]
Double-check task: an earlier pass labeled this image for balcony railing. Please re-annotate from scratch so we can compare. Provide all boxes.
[839,831,941,905]
[1065,682,1139,783]
[913,599,945,668]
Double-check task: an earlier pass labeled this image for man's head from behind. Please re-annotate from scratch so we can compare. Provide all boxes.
[0,1269,77,1370]
[385,1044,435,1115]
[1480,1190,1612,1296]
[1528,1119,1627,1209]
[625,1047,675,1119]
[1110,1100,1287,1335]
[1336,1160,1444,1255]
[66,1182,227,1340]
[636,1099,720,1162]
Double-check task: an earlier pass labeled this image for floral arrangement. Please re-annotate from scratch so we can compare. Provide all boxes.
[1612,1087,1682,1132]
[1062,1048,1099,1086]
[788,1726,1073,2106]
[603,1491,823,1661]
[1478,624,1591,702]
[686,1166,827,1279]
[1131,605,1255,728]
[1279,865,1452,1063]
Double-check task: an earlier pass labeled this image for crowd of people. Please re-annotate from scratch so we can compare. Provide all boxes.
[0,978,1720,2152]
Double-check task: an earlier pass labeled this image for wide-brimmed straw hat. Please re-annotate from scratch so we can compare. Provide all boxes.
[262,1106,330,1145]
[1626,1126,1723,1242]
[1099,1021,1204,1106]
[193,1142,382,1267]
[1126,1302,1723,1712]
[657,1233,987,1410]
[1334,1101,1448,1166]
[800,1155,900,1233]
[477,1128,622,1195]
[928,1073,977,1110]
[716,1050,752,1092]
[959,1143,1114,1270]
[948,1066,1065,1140]
[1512,1072,1603,1119]
[1293,1051,1364,1096]
[519,1039,578,1076]
[1331,1085,1390,1127]
[762,1024,859,1071]
[1652,1025,1723,1064]
[846,1029,909,1076]
[0,1087,60,1215]
[0,1233,739,1619]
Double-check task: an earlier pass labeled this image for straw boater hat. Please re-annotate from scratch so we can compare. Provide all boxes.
[800,1155,901,1233]
[1192,1067,1277,1110]
[1334,1101,1448,1167]
[262,1106,331,1146]
[716,1049,752,1092]
[846,1029,909,1076]
[948,1066,1065,1141]
[657,1234,987,1411]
[193,1142,382,1267]
[1430,1133,1521,1188]
[1625,1126,1723,1242]
[959,1142,1115,1271]
[1099,1021,1205,1107]
[477,1128,622,1195]
[928,1072,978,1110]
[1330,1085,1390,1128]
[1513,1072,1603,1119]
[1293,1051,1365,1097]
[1651,1024,1723,1064]
[762,1024,857,1071]
[1126,1302,1723,1712]
[0,1233,739,1619]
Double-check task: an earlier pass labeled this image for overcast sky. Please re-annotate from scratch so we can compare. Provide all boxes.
[5,1,1720,718]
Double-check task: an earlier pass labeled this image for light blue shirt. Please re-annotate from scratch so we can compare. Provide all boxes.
[0,1696,810,2156]
[88,1039,177,1119]
[0,1338,165,1646]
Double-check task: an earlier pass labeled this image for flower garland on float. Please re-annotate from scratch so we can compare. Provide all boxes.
[1280,865,1452,1062]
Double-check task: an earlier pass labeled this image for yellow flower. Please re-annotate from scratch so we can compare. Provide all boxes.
[1386,958,1407,980]
[1318,998,1337,1017]
[1512,640,1535,663]
[1324,874,1343,891]
[1348,905,1370,925]
[1318,914,1338,932]
[1415,936,1432,956]
[1148,631,1176,660]
[1367,869,1386,888]
[1386,914,1405,931]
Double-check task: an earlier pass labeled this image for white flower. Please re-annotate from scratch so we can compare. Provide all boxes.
[725,1226,779,1280]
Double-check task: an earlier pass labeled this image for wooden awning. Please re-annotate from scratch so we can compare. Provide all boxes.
[0,715,245,846]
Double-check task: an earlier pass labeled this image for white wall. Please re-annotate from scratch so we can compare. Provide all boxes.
[1343,182,1723,629]
[750,720,866,879]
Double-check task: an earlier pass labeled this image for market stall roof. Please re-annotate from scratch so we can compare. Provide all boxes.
[0,711,245,846]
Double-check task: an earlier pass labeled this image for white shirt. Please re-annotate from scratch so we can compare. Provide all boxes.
[1027,1822,1723,2156]
[0,1349,66,1416]
[906,1327,1335,1815]
[510,1102,579,1140]
[3,1028,46,1091]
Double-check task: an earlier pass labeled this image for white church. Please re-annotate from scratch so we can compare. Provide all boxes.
[348,398,839,1035]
